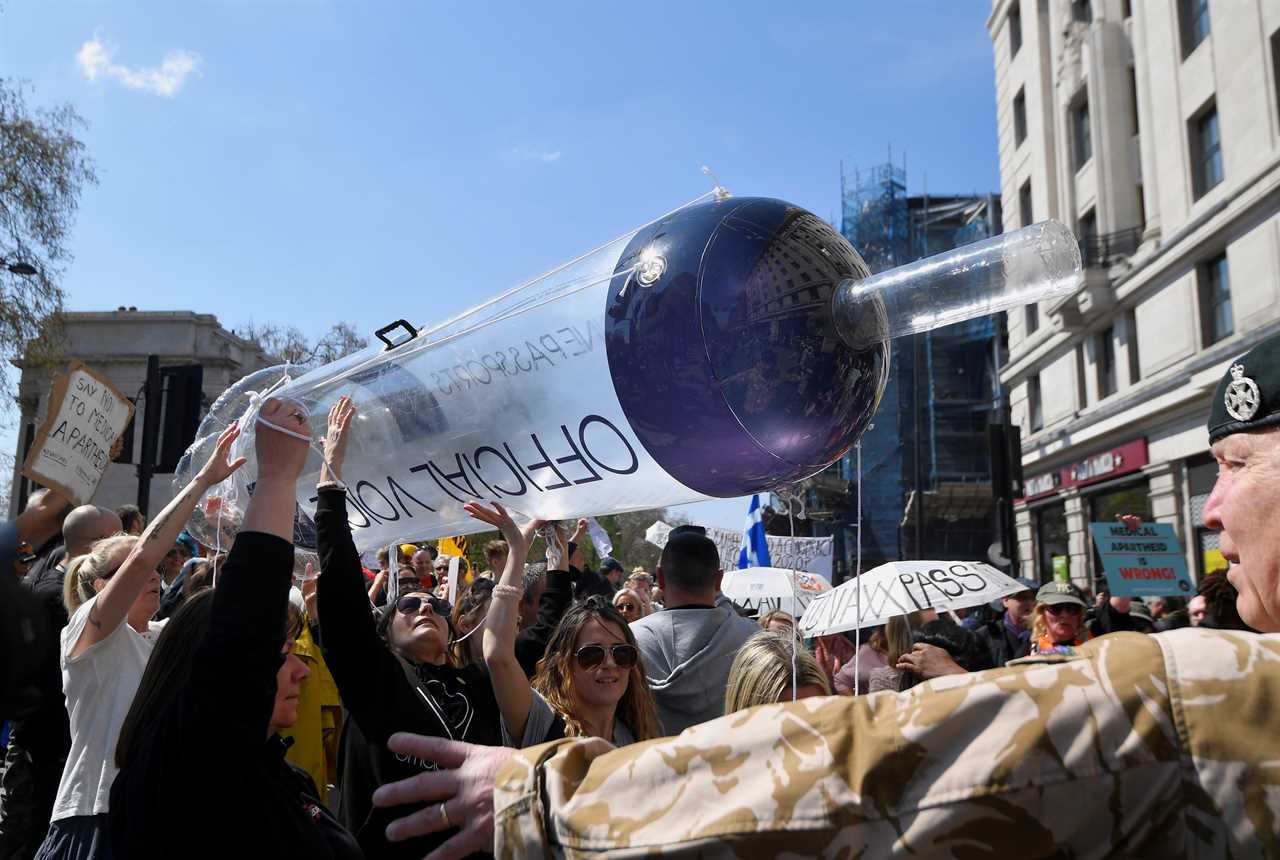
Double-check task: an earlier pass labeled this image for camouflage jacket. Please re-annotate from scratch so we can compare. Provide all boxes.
[494,629,1279,858]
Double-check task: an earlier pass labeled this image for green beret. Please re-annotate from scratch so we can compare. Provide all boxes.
[1207,336,1280,444]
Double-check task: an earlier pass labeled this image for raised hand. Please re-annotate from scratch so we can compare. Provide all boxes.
[372,733,515,860]
[256,397,312,484]
[462,501,527,554]
[195,423,249,488]
[321,395,356,482]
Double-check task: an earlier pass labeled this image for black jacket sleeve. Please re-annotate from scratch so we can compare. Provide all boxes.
[513,569,573,678]
[189,531,293,748]
[313,487,447,743]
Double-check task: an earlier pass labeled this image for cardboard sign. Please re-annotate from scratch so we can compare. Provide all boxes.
[21,362,134,505]
[645,520,834,580]
[1089,521,1194,597]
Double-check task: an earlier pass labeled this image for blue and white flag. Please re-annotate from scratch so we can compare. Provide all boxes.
[737,494,772,569]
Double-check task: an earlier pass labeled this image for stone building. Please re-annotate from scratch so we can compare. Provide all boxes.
[988,0,1280,588]
[7,310,273,516]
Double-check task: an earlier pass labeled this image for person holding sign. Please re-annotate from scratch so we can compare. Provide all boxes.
[35,423,245,860]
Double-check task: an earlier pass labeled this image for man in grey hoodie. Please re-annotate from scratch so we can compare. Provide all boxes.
[631,528,760,735]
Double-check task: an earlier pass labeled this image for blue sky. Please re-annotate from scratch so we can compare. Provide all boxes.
[2,0,999,528]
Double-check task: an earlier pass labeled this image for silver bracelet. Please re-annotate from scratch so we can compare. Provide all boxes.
[492,584,521,600]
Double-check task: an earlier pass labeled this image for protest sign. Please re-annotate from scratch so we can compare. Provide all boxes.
[797,560,1024,637]
[1089,521,1194,597]
[720,567,832,617]
[645,520,833,580]
[21,362,134,506]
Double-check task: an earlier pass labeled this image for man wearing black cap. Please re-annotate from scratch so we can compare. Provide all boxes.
[1203,337,1280,633]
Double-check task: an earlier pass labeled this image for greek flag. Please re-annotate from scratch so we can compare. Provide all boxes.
[737,494,772,569]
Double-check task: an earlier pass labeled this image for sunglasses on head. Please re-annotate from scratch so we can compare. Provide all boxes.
[1044,603,1083,616]
[396,595,448,616]
[574,643,639,671]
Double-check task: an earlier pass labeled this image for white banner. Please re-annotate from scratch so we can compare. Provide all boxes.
[644,520,834,580]
[585,516,614,557]
[797,560,1024,637]
[22,362,135,506]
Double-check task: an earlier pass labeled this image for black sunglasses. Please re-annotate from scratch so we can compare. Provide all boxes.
[396,595,448,617]
[574,643,639,670]
[1044,603,1083,616]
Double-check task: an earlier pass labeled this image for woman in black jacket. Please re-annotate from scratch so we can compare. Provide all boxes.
[110,397,361,859]
[315,397,545,860]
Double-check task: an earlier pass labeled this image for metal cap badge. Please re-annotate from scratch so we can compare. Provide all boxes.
[1224,363,1260,422]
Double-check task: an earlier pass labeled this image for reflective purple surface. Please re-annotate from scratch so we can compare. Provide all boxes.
[605,197,888,497]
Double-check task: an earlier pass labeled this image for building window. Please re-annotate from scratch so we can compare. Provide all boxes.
[1191,105,1223,198]
[1078,208,1098,265]
[1179,0,1211,57]
[1035,502,1069,585]
[1028,374,1043,431]
[1071,0,1093,24]
[1128,67,1140,137]
[1272,30,1280,131]
[1072,93,1092,168]
[1009,2,1023,58]
[1125,308,1141,383]
[1097,326,1116,398]
[1026,303,1040,335]
[1135,183,1146,231]
[1200,252,1233,346]
[1122,0,1132,18]
[1019,179,1034,228]
[1013,88,1028,146]
[1075,344,1088,408]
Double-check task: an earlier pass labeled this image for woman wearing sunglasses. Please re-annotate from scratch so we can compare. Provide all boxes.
[313,397,506,860]
[1030,581,1092,655]
[466,502,660,747]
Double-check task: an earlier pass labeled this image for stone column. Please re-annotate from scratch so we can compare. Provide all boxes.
[1015,504,1035,580]
[1062,488,1092,590]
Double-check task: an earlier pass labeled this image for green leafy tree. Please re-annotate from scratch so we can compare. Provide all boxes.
[0,78,97,396]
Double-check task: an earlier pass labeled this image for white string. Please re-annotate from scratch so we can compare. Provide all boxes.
[788,500,798,702]
[854,440,862,694]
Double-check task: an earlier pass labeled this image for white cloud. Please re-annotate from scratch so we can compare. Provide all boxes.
[76,37,201,97]
[504,145,562,163]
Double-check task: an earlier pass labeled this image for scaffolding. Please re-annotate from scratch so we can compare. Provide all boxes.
[806,163,1004,582]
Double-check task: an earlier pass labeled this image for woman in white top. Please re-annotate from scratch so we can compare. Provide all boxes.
[34,424,245,860]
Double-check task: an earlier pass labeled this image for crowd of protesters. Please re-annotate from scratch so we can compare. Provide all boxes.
[0,342,1272,860]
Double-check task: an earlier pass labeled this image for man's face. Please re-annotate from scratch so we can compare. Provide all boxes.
[1003,590,1035,628]
[605,566,622,585]
[412,551,433,577]
[1189,594,1207,626]
[1204,430,1280,632]
[1148,597,1167,618]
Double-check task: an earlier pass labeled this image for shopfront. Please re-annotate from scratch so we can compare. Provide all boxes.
[1020,437,1150,586]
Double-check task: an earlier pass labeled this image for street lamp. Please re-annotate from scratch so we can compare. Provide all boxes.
[1,257,37,276]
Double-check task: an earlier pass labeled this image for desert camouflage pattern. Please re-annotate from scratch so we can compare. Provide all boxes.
[494,629,1280,858]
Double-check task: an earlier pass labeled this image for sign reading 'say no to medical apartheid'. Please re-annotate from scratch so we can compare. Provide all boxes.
[1089,521,1194,598]
[21,362,134,506]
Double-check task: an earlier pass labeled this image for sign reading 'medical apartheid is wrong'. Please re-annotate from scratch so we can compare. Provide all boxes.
[1089,521,1194,598]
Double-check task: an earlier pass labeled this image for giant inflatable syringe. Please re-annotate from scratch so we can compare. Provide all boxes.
[176,191,1080,552]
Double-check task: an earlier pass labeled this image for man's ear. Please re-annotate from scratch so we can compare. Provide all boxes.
[656,567,666,591]
[713,569,724,593]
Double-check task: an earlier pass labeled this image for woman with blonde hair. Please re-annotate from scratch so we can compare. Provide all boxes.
[724,631,831,713]
[36,424,245,860]
[470,502,661,746]
[612,587,648,623]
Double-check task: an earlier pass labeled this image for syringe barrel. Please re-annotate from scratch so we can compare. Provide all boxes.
[260,197,888,548]
[832,220,1082,349]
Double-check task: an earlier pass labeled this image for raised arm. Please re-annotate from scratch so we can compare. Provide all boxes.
[72,423,245,658]
[313,397,430,738]
[469,502,535,743]
[190,398,309,746]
